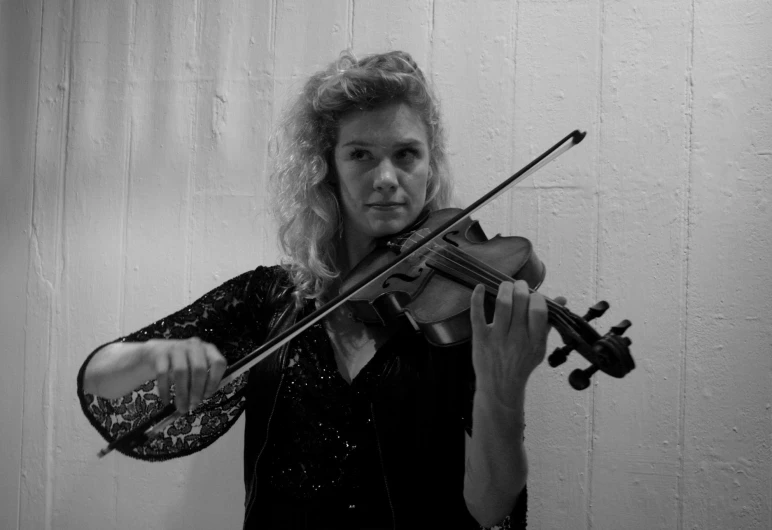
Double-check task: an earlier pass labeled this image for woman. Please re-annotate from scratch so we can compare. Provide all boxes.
[78,50,553,529]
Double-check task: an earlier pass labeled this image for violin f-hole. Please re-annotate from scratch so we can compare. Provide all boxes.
[382,268,424,288]
[441,230,461,247]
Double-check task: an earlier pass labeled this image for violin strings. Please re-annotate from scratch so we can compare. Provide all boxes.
[438,243,573,318]
[404,231,535,295]
[402,231,532,295]
[433,244,575,330]
[403,232,502,284]
[391,233,580,360]
[399,232,574,329]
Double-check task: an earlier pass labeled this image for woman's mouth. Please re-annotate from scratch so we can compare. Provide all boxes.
[368,202,405,210]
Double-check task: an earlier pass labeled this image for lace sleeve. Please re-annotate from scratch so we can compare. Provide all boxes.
[77,265,285,461]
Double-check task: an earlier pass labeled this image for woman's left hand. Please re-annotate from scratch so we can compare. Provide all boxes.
[469,280,555,404]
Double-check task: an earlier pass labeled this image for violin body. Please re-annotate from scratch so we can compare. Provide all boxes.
[344,208,546,346]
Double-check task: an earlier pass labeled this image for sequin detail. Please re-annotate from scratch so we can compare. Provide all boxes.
[262,318,387,501]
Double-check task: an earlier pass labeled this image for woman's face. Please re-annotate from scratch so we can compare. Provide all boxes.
[333,102,430,250]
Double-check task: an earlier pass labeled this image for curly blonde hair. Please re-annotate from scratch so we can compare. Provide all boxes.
[269,50,454,303]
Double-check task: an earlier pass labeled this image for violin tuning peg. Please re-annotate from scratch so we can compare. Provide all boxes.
[610,319,632,336]
[582,301,609,322]
[569,365,599,391]
[548,345,573,367]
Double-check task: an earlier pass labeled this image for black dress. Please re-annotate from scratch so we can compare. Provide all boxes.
[77,265,526,529]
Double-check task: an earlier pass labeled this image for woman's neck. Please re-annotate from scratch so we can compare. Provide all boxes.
[340,231,377,277]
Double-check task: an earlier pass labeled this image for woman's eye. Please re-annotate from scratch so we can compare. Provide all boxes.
[396,148,419,163]
[349,149,370,161]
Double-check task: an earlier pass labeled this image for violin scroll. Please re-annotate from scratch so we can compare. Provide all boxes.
[547,301,635,390]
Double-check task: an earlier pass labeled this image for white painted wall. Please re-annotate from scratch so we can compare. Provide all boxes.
[1,1,770,529]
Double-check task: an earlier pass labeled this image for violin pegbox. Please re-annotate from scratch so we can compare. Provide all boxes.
[547,300,635,390]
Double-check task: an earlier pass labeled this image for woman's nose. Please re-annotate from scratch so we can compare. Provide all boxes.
[373,159,398,191]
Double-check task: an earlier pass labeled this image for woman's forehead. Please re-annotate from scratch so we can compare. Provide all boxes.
[336,102,428,147]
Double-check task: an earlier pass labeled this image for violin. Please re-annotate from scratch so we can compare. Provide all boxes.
[344,208,634,390]
[97,129,635,457]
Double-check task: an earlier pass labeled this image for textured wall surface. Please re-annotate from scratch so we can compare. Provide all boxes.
[1,1,770,529]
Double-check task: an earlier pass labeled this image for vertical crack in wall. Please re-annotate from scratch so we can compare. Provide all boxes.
[186,0,204,303]
[588,1,606,528]
[269,0,276,56]
[678,1,697,529]
[264,0,278,254]
[348,0,355,50]
[270,0,277,120]
[114,0,139,524]
[121,0,137,351]
[428,0,435,71]
[30,10,53,292]
[19,2,49,529]
[43,1,76,528]
[508,0,519,229]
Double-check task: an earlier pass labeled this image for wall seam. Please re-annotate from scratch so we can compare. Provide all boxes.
[45,0,76,527]
[349,0,355,50]
[186,0,203,303]
[533,0,540,242]
[270,0,277,134]
[509,0,519,229]
[588,1,606,528]
[116,0,138,524]
[512,0,518,180]
[428,0,435,72]
[19,1,48,527]
[678,1,696,529]
[265,0,277,252]
[270,0,277,62]
[120,0,137,387]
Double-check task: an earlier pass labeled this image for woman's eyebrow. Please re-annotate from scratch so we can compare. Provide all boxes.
[339,138,424,148]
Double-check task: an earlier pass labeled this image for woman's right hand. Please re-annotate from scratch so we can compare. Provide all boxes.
[144,338,227,413]
[82,337,227,413]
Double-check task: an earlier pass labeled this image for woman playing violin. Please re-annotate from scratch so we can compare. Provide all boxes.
[78,50,555,530]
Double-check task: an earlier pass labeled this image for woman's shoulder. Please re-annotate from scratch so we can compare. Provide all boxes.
[244,263,288,284]
[239,264,293,307]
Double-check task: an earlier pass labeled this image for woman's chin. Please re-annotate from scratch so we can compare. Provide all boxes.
[367,209,422,235]
[344,211,420,242]
[368,218,412,238]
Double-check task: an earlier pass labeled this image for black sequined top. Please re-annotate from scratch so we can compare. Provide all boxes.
[263,316,387,499]
[77,265,523,529]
